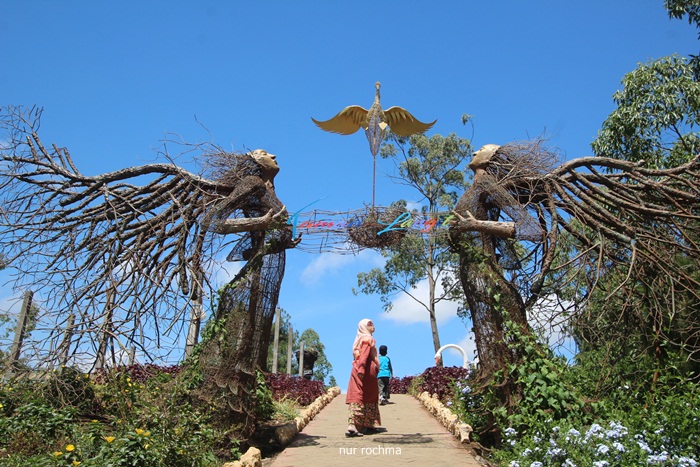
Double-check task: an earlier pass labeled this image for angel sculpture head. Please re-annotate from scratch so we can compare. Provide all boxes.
[469,144,501,172]
[249,149,279,189]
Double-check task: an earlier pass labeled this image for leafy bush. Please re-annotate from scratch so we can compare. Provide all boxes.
[255,370,275,420]
[0,401,76,458]
[94,363,181,384]
[389,375,415,394]
[271,397,303,422]
[445,320,700,466]
[0,365,226,466]
[47,366,98,413]
[264,373,324,406]
[496,418,699,467]
[0,366,329,465]
[410,366,471,402]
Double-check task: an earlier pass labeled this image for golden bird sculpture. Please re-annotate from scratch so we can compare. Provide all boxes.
[312,81,436,157]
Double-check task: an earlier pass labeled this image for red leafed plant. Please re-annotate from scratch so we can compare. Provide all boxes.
[264,373,325,406]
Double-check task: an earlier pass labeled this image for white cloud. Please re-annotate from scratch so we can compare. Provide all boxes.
[528,294,579,360]
[455,331,478,364]
[0,293,24,316]
[380,277,460,325]
[404,201,424,212]
[300,248,383,286]
[211,261,244,288]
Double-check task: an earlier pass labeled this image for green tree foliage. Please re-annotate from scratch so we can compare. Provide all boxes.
[353,133,472,357]
[297,328,333,384]
[592,54,700,168]
[666,0,700,34]
[584,4,700,375]
[266,309,333,384]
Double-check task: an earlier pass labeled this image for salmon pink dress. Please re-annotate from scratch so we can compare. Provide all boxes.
[346,340,381,429]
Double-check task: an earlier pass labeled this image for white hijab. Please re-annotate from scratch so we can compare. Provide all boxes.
[352,318,375,359]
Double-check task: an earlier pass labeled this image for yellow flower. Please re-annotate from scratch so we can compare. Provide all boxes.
[144,431,150,437]
[92,419,98,423]
[65,444,75,452]
[73,461,81,466]
[135,428,145,435]
[53,451,63,457]
[0,403,3,409]
[144,444,150,450]
[104,436,115,443]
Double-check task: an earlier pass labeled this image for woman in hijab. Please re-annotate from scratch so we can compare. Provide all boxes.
[345,318,381,436]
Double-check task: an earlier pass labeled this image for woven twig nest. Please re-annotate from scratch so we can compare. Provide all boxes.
[348,208,407,249]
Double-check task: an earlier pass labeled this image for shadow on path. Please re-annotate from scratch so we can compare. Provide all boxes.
[268,393,484,466]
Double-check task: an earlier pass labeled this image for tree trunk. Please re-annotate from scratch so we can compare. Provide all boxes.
[450,168,529,383]
[427,269,442,365]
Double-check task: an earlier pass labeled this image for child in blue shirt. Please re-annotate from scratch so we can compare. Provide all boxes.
[377,345,393,405]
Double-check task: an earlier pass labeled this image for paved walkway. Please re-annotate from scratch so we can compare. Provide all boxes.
[268,394,484,466]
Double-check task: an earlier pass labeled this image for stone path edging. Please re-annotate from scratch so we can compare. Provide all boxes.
[224,386,342,467]
[416,390,473,444]
[227,387,477,467]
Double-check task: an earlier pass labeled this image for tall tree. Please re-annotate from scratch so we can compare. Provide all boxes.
[665,0,700,36]
[354,133,472,360]
[582,11,700,373]
[592,54,700,168]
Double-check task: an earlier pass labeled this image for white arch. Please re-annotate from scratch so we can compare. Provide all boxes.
[434,344,469,368]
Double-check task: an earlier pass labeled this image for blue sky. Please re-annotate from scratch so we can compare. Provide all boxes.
[1,1,698,392]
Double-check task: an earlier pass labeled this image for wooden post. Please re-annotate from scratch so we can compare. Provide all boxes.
[272,308,281,373]
[298,341,305,377]
[185,303,204,359]
[185,273,204,359]
[286,325,293,375]
[95,288,115,371]
[58,313,75,368]
[8,290,33,374]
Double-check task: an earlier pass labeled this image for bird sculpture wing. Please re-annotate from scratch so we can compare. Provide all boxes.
[383,106,437,137]
[311,105,369,135]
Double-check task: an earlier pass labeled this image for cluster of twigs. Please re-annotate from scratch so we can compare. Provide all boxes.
[347,206,408,249]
